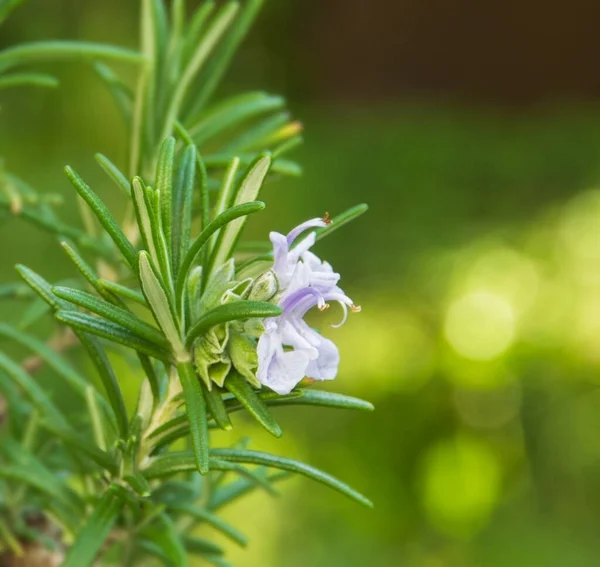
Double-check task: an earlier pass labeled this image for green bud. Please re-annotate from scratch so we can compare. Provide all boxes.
[221,277,253,304]
[201,258,235,309]
[228,331,260,388]
[193,335,232,390]
[248,270,278,302]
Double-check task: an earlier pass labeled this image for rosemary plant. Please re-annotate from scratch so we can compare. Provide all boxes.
[0,1,372,565]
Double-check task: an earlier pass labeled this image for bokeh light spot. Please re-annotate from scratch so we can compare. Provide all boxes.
[420,435,501,538]
[445,291,516,361]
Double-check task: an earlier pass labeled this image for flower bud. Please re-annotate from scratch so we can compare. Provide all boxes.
[228,331,260,388]
[248,270,279,302]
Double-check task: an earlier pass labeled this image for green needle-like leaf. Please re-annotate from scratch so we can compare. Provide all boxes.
[142,514,189,567]
[225,372,281,437]
[76,333,129,438]
[204,386,233,431]
[209,155,271,272]
[209,470,289,511]
[185,0,265,118]
[138,250,186,359]
[156,137,176,249]
[186,301,281,348]
[0,351,68,427]
[2,438,86,516]
[177,360,210,474]
[98,279,147,306]
[182,534,224,557]
[0,72,59,89]
[240,388,375,413]
[212,449,373,508]
[55,310,171,361]
[160,2,239,142]
[60,241,124,305]
[65,166,137,268]
[95,153,131,195]
[41,421,118,473]
[188,91,283,143]
[0,323,111,415]
[144,453,276,496]
[173,504,247,547]
[53,286,168,347]
[176,200,266,302]
[0,41,144,71]
[61,486,126,567]
[315,203,369,242]
[171,144,196,275]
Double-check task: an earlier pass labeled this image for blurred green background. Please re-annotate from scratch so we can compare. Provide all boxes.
[2,1,600,565]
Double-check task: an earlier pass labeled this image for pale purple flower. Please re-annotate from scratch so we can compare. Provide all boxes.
[256,217,359,395]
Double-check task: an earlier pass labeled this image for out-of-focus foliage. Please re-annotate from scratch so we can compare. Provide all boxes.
[2,1,600,566]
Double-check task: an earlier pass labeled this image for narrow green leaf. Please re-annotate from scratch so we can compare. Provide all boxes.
[209,470,289,511]
[0,0,27,25]
[0,464,80,531]
[53,286,168,347]
[95,153,131,195]
[0,72,58,89]
[201,153,300,176]
[272,134,303,159]
[176,200,266,302]
[86,385,109,451]
[182,1,215,62]
[173,504,247,547]
[15,265,69,310]
[75,333,129,437]
[247,388,374,412]
[64,166,137,268]
[177,360,210,474]
[41,420,118,473]
[138,353,163,405]
[98,279,147,306]
[209,155,271,271]
[55,310,170,361]
[142,514,189,567]
[0,41,143,72]
[156,137,176,249]
[204,386,232,431]
[0,351,67,427]
[92,63,133,122]
[0,197,109,257]
[171,144,196,275]
[131,177,161,269]
[221,112,288,153]
[185,0,265,118]
[138,251,186,359]
[60,241,124,305]
[211,449,373,507]
[159,1,239,143]
[315,204,369,242]
[0,323,111,415]
[210,157,240,247]
[182,534,224,557]
[188,92,283,144]
[62,486,125,567]
[225,372,281,437]
[186,301,281,348]
[2,438,86,516]
[124,473,151,497]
